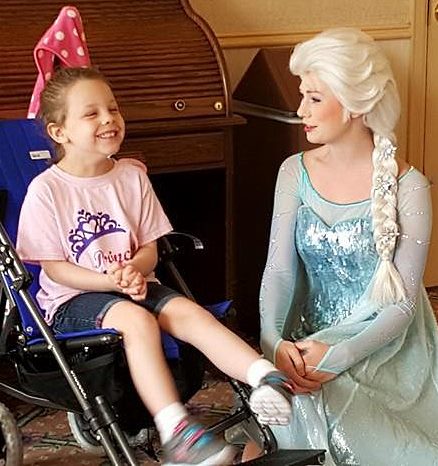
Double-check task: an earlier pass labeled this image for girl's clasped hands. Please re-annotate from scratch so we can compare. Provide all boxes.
[108,261,147,301]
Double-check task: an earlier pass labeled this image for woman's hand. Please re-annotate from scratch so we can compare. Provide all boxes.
[295,340,336,383]
[275,340,322,393]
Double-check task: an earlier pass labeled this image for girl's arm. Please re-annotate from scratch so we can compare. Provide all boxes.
[41,260,119,292]
[110,242,158,301]
[124,241,158,277]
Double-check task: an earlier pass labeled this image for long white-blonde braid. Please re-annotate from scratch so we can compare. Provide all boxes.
[370,134,406,304]
[290,28,405,305]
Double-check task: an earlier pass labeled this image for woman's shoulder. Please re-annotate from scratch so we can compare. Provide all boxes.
[301,146,324,160]
[398,163,430,200]
[275,153,306,187]
[398,163,428,184]
[280,151,305,171]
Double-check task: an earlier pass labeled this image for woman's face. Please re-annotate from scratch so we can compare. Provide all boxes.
[297,72,351,145]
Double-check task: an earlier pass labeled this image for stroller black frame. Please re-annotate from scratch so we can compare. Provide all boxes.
[0,224,325,465]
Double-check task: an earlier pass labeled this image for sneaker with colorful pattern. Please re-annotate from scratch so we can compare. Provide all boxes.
[162,417,236,465]
[249,370,294,426]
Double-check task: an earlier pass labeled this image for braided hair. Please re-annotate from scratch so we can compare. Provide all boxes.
[290,28,406,305]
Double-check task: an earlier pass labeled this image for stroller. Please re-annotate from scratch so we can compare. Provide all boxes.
[0,118,325,465]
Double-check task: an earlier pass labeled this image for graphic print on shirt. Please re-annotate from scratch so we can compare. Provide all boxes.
[68,209,131,271]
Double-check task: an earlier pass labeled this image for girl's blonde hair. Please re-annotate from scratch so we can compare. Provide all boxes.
[290,28,405,305]
[39,67,109,160]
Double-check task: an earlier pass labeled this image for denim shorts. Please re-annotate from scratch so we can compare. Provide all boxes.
[52,282,182,334]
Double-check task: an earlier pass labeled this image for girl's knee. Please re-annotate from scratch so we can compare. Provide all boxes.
[162,297,199,316]
[102,301,158,335]
[160,297,216,328]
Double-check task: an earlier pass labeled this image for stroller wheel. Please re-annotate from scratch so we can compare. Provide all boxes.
[67,412,104,455]
[0,402,23,465]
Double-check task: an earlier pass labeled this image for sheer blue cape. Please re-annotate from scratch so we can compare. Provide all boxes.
[260,154,438,465]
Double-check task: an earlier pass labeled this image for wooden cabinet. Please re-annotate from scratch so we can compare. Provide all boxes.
[232,48,313,337]
[120,131,226,171]
[0,0,243,306]
[117,118,243,304]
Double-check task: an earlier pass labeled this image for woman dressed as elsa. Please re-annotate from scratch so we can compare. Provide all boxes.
[258,28,438,465]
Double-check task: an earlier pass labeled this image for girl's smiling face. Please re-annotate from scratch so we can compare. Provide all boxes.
[297,71,352,145]
[48,78,125,166]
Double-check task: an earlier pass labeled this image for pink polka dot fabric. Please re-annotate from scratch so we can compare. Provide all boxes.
[27,5,91,118]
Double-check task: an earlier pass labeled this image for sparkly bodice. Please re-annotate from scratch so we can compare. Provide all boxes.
[260,154,438,466]
[260,152,432,368]
[295,206,378,333]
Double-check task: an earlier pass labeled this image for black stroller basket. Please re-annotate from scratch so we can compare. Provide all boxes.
[0,226,212,465]
[0,221,139,465]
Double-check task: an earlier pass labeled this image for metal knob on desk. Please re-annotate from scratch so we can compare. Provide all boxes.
[174,99,186,111]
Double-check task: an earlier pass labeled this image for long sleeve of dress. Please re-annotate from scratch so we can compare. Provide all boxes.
[317,170,432,374]
[260,156,302,362]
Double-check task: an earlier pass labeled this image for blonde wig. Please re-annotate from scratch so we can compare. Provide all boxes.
[290,28,406,305]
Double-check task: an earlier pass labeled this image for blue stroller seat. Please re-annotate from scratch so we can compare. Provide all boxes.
[0,118,216,462]
[0,118,185,358]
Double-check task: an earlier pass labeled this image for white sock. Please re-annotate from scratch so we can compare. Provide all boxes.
[247,359,292,426]
[154,402,188,444]
[246,358,276,387]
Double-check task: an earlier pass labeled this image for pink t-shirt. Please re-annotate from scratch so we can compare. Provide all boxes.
[17,158,172,324]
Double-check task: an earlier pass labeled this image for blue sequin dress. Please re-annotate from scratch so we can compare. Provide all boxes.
[260,153,438,465]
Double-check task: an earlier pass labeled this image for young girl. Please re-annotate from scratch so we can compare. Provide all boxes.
[256,28,438,465]
[16,67,293,466]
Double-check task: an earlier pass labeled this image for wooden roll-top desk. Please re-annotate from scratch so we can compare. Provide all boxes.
[0,0,244,306]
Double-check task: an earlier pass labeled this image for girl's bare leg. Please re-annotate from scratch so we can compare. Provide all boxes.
[158,297,262,382]
[102,300,179,416]
[101,300,236,465]
[158,297,294,426]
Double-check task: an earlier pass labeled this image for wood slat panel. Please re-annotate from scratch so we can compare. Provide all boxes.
[0,0,229,120]
[117,131,225,171]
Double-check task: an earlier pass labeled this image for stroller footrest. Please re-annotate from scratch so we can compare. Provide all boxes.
[244,449,325,465]
[24,333,122,354]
